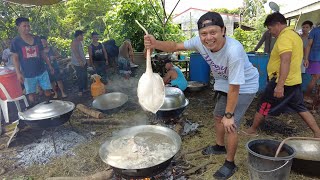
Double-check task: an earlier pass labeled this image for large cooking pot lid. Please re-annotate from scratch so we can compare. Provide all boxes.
[19,100,75,120]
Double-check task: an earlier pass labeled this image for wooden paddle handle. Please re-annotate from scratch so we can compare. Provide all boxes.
[275,137,320,157]
[76,104,102,119]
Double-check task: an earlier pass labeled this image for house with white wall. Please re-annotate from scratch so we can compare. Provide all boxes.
[172,8,240,38]
[283,1,320,29]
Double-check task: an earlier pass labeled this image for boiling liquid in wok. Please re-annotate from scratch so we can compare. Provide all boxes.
[107,132,177,169]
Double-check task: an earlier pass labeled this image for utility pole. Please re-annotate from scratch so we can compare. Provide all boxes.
[190,12,192,38]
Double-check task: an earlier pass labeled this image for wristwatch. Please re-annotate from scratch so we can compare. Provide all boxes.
[224,112,234,119]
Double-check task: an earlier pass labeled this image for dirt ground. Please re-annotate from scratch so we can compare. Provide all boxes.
[0,59,320,180]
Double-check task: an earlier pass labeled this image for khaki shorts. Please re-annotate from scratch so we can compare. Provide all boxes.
[213,92,256,128]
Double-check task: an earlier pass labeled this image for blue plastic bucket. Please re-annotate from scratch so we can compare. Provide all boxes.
[189,53,210,83]
[247,53,269,92]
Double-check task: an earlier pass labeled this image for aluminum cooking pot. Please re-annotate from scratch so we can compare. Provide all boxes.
[18,100,75,128]
[156,87,189,118]
[159,87,188,111]
[99,125,181,177]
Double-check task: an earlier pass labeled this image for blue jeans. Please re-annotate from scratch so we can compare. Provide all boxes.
[74,64,88,92]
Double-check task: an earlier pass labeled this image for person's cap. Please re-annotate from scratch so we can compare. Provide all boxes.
[197,12,224,30]
[164,60,172,64]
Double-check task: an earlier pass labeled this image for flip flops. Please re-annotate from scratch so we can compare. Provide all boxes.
[240,130,259,137]
[213,164,238,180]
[202,145,227,155]
[304,98,313,104]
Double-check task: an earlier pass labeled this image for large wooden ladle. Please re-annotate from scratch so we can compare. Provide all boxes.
[135,20,165,113]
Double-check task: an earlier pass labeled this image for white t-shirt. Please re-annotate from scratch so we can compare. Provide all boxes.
[184,36,259,94]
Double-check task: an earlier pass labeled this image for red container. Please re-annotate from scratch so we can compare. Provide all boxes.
[0,72,23,100]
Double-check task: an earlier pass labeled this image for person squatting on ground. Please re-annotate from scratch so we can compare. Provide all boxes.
[88,32,109,82]
[162,60,188,91]
[118,40,133,79]
[244,12,320,138]
[303,21,320,104]
[40,36,67,99]
[71,30,88,96]
[144,11,259,179]
[11,17,54,105]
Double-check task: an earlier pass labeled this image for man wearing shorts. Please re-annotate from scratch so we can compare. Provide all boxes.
[11,17,54,105]
[144,12,259,179]
[244,12,320,138]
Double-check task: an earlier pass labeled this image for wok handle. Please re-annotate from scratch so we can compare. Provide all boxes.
[18,112,25,120]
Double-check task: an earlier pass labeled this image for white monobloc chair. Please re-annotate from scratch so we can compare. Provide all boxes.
[0,82,29,124]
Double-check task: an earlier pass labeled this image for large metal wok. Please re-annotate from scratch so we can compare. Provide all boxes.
[286,139,320,176]
[18,100,75,128]
[99,125,181,178]
[92,92,128,112]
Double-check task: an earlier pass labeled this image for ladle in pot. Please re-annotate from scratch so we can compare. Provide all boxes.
[135,20,165,113]
[275,137,320,157]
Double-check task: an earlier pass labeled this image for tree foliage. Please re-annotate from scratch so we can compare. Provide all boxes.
[0,0,185,55]
[104,0,185,51]
[211,8,240,15]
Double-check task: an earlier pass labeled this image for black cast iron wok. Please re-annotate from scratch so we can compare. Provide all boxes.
[18,100,75,128]
[99,125,181,178]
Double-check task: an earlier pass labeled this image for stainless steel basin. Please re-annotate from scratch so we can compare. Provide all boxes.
[159,87,189,111]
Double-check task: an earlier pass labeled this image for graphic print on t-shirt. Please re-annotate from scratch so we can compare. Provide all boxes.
[202,53,228,79]
[94,49,103,55]
[22,45,39,59]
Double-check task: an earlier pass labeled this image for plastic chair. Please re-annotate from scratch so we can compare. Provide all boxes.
[0,82,29,123]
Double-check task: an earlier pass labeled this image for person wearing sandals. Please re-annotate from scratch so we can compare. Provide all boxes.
[71,30,88,96]
[40,36,67,99]
[244,13,320,138]
[144,12,259,179]
[11,17,54,105]
[303,22,320,104]
[88,32,109,82]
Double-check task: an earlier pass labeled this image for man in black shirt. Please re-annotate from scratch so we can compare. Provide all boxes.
[88,32,108,81]
[11,17,54,104]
